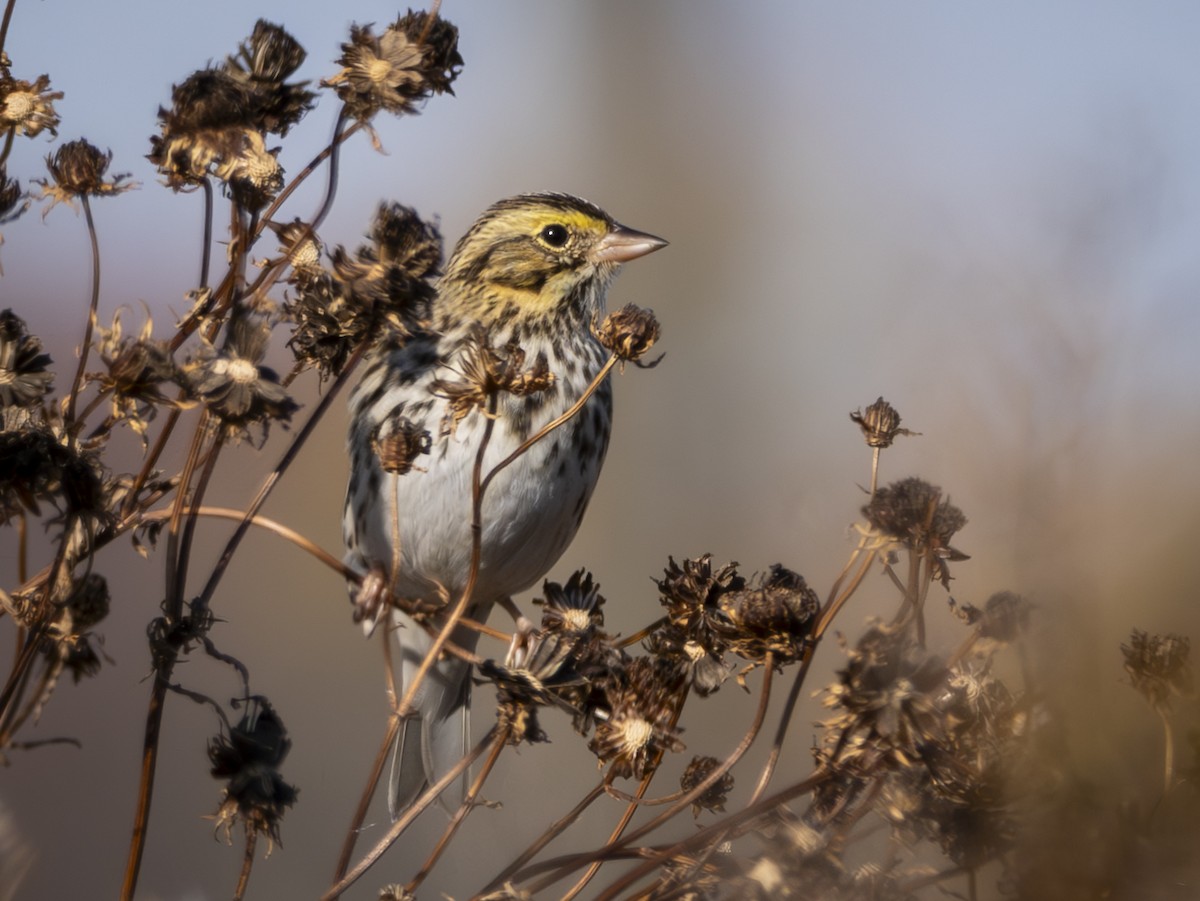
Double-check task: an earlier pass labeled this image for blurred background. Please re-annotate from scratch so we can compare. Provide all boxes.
[2,1,1200,898]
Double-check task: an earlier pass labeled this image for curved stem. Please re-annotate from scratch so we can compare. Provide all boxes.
[407,726,511,894]
[323,727,496,899]
[66,195,103,438]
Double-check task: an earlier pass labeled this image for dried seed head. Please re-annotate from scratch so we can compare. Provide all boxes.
[209,698,298,848]
[40,140,134,211]
[680,755,735,817]
[1122,629,1192,711]
[588,657,685,780]
[950,591,1032,644]
[593,303,662,366]
[536,569,606,633]
[863,478,969,588]
[372,416,430,475]
[323,12,462,123]
[432,329,556,435]
[850,396,918,448]
[719,565,819,664]
[0,72,62,138]
[0,309,53,407]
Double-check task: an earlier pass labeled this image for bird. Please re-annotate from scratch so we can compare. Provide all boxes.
[343,192,667,817]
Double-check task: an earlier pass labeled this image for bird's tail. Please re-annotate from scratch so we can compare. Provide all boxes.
[387,613,482,819]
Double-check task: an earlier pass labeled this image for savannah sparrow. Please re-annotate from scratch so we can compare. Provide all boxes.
[344,193,666,815]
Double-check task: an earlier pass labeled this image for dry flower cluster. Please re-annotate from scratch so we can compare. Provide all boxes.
[1,4,1198,900]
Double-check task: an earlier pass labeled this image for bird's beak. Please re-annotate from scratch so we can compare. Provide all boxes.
[592,223,669,263]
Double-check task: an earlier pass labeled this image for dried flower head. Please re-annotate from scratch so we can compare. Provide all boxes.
[209,698,298,847]
[950,591,1032,644]
[372,415,431,475]
[718,564,819,665]
[0,71,62,138]
[213,129,283,210]
[90,309,182,442]
[680,755,735,817]
[39,140,135,212]
[593,303,662,367]
[323,12,462,123]
[536,569,606,633]
[1122,629,1192,711]
[183,315,297,439]
[863,477,969,588]
[50,573,111,682]
[821,624,949,769]
[0,309,53,407]
[479,629,586,745]
[0,167,31,237]
[223,20,315,136]
[589,656,685,780]
[0,425,107,526]
[433,328,555,436]
[288,205,440,377]
[649,555,744,696]
[850,397,918,449]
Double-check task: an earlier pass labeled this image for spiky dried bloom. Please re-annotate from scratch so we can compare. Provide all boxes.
[680,755,734,816]
[209,698,298,848]
[821,624,950,770]
[223,20,315,136]
[323,11,462,123]
[432,328,555,436]
[46,573,111,682]
[647,555,743,695]
[480,630,587,745]
[372,416,430,475]
[39,140,135,212]
[1122,629,1192,711]
[267,218,323,283]
[589,656,685,780]
[0,424,108,527]
[378,887,416,901]
[90,309,182,442]
[182,315,297,440]
[0,166,30,229]
[0,71,62,138]
[0,310,53,407]
[718,564,819,665]
[287,204,440,378]
[950,590,1031,644]
[850,396,917,449]
[863,477,969,588]
[215,129,283,210]
[593,303,661,366]
[536,569,606,633]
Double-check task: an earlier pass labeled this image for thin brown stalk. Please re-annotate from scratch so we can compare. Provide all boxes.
[232,829,257,901]
[65,196,103,438]
[407,725,511,894]
[332,714,400,884]
[324,727,496,899]
[481,782,608,893]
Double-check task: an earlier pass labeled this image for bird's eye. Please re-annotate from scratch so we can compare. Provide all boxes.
[540,224,569,248]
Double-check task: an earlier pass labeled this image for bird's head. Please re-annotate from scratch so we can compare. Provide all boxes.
[440,193,666,327]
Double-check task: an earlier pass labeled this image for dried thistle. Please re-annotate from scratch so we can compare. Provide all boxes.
[39,139,135,213]
[850,397,918,449]
[372,416,431,475]
[432,328,555,436]
[223,19,315,136]
[1122,629,1192,711]
[718,564,819,666]
[209,698,298,848]
[182,315,297,440]
[593,303,662,367]
[0,309,54,407]
[950,590,1032,644]
[323,12,462,124]
[536,569,606,633]
[479,629,586,745]
[680,755,734,816]
[0,71,62,138]
[589,656,685,780]
[863,477,969,588]
[90,309,183,442]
